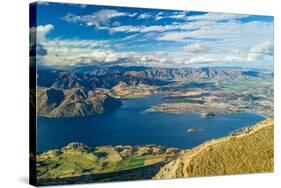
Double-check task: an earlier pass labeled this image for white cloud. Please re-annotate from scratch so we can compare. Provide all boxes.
[169,11,188,19]
[29,24,54,49]
[33,9,273,67]
[128,13,138,17]
[158,32,185,41]
[104,20,210,34]
[43,38,108,49]
[248,41,273,60]
[39,44,179,67]
[187,12,250,22]
[63,9,129,28]
[185,41,273,64]
[106,18,262,36]
[30,24,54,45]
[40,38,115,66]
[63,10,191,31]
[30,25,176,67]
[158,21,272,42]
[182,43,210,53]
[137,11,189,20]
[185,54,244,64]
[155,11,188,20]
[137,13,153,19]
[154,20,273,65]
[38,37,274,67]
[155,12,165,21]
[107,24,181,33]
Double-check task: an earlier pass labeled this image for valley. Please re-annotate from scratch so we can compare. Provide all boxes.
[34,66,274,185]
[148,79,273,117]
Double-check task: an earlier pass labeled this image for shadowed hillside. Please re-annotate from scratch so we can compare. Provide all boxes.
[37,87,122,118]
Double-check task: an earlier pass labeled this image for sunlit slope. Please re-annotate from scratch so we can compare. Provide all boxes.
[154,119,273,179]
[36,144,179,181]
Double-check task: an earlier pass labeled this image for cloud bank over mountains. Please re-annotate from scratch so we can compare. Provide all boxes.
[30,3,273,69]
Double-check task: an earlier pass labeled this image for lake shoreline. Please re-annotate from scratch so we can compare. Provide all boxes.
[37,101,265,153]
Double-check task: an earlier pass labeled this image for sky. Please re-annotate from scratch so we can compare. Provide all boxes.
[30,1,274,70]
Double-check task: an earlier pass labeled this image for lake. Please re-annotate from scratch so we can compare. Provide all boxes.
[37,95,265,153]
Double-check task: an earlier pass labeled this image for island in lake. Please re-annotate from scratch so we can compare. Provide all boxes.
[30,2,274,186]
[187,128,201,133]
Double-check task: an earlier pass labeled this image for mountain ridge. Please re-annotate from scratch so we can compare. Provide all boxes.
[36,66,273,118]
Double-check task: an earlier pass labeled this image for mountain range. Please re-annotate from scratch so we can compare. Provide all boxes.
[36,66,273,118]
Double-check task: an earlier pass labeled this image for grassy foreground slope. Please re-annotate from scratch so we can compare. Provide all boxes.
[36,144,179,185]
[154,119,273,179]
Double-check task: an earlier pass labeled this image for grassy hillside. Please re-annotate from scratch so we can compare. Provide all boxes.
[154,119,273,179]
[36,143,179,185]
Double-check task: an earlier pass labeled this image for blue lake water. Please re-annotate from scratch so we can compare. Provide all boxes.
[37,95,265,153]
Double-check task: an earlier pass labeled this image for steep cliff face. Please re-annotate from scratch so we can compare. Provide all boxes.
[154,119,273,179]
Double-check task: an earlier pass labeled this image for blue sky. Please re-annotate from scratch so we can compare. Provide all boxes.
[31,1,274,70]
